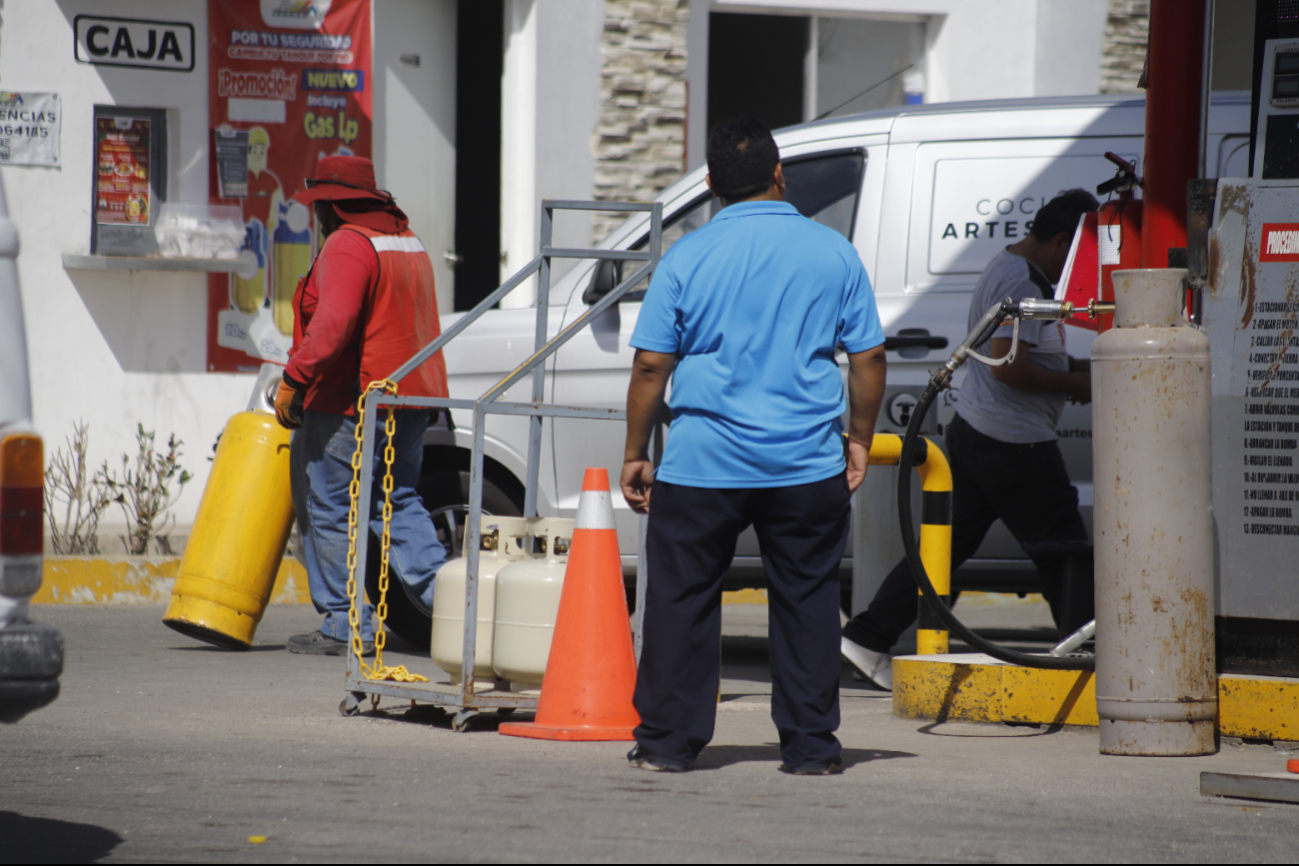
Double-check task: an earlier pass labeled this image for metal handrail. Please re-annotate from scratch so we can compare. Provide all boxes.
[344,200,663,723]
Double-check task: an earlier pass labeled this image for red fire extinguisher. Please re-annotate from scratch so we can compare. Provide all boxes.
[1095,153,1143,334]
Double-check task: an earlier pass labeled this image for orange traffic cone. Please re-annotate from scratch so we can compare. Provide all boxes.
[499,467,640,741]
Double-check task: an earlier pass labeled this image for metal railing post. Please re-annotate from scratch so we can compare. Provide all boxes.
[865,434,951,655]
[460,410,488,707]
[387,257,543,385]
[523,204,554,517]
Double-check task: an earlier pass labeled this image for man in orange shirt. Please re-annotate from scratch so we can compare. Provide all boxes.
[274,156,449,655]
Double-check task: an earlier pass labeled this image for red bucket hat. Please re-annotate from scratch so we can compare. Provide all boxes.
[293,155,395,206]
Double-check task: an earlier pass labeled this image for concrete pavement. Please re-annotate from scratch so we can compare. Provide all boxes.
[2,603,1297,863]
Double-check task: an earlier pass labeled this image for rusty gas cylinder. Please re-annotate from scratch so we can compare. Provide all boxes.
[1091,268,1216,756]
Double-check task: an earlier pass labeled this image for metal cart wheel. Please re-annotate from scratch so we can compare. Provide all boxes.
[339,692,366,717]
[451,709,478,732]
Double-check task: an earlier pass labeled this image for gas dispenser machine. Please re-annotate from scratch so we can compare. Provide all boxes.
[1203,37,1299,678]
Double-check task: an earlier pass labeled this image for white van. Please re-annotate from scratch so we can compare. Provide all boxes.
[384,92,1252,637]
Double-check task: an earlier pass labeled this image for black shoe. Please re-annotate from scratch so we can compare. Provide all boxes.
[779,757,844,776]
[287,631,374,656]
[627,745,687,773]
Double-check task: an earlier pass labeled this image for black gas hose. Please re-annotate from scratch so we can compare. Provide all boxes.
[897,359,1095,672]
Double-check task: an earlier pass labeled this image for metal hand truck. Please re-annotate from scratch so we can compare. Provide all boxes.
[341,200,663,731]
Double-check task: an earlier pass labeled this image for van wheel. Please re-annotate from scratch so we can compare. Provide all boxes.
[365,469,523,648]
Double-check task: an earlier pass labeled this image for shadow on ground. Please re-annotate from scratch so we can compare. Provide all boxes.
[690,744,918,771]
[917,720,1066,738]
[167,644,287,653]
[0,812,122,864]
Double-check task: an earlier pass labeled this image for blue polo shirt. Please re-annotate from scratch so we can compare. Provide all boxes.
[630,200,884,488]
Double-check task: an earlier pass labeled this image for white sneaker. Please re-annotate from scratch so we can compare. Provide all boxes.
[841,636,893,692]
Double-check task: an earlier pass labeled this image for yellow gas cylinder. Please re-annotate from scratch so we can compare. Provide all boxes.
[163,410,294,649]
[491,517,575,691]
[430,516,528,685]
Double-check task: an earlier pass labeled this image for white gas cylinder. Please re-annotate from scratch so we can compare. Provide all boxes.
[430,516,528,683]
[491,517,575,689]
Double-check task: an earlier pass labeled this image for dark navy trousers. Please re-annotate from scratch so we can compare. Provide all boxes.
[633,473,851,769]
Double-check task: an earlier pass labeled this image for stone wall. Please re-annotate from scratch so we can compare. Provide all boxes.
[592,0,690,241]
[1100,0,1150,94]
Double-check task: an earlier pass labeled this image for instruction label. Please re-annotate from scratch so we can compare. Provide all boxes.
[1239,300,1299,537]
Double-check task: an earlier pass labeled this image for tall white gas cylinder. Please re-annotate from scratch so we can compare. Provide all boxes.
[1092,268,1216,756]
[491,517,576,690]
[430,516,528,683]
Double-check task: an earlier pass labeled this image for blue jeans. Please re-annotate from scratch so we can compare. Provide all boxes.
[290,409,447,641]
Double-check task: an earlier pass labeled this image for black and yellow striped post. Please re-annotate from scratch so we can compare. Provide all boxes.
[865,434,953,654]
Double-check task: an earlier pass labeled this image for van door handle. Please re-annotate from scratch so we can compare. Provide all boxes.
[884,334,949,351]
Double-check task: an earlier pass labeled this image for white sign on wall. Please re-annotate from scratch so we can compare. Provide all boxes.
[0,92,60,167]
[74,16,195,72]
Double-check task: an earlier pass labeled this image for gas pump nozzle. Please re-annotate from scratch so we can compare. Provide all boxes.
[899,295,1096,672]
[929,297,1076,390]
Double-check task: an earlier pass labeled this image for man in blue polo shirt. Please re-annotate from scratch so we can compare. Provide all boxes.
[621,117,887,775]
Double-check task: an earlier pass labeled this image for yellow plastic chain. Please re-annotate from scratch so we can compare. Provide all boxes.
[345,379,429,687]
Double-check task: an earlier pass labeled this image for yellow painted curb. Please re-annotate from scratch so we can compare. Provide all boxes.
[893,655,1299,741]
[1219,674,1299,741]
[892,655,1005,723]
[37,561,767,610]
[34,556,312,606]
[722,588,767,605]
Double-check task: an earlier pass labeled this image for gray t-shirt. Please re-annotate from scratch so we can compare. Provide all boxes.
[956,248,1069,444]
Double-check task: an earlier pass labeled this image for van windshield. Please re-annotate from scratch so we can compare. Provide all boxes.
[598,150,865,302]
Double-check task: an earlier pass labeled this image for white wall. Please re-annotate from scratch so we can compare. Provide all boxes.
[689,0,1110,168]
[500,0,604,306]
[500,0,539,307]
[372,0,459,315]
[1,0,248,542]
[1033,0,1107,97]
[815,17,927,116]
[535,0,604,271]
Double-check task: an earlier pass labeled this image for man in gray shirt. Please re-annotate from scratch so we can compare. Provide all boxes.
[840,189,1097,690]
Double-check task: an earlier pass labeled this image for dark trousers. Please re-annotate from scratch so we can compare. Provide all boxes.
[634,474,852,769]
[843,413,1088,654]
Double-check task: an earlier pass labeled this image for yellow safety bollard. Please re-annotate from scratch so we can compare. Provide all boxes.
[163,411,295,649]
[866,434,953,655]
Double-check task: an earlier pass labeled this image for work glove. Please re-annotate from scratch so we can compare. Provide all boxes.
[274,378,305,429]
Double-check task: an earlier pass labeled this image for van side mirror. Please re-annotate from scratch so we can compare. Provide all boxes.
[582,258,623,305]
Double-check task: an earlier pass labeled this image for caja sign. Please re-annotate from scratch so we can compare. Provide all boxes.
[74,16,195,72]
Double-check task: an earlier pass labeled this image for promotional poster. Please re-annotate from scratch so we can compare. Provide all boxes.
[206,0,372,373]
[95,116,151,225]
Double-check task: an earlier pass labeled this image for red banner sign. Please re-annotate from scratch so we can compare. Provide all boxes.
[206,0,372,373]
[1259,223,1299,263]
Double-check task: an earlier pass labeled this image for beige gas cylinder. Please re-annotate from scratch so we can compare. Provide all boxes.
[430,517,528,684]
[1092,268,1216,757]
[491,517,575,690]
